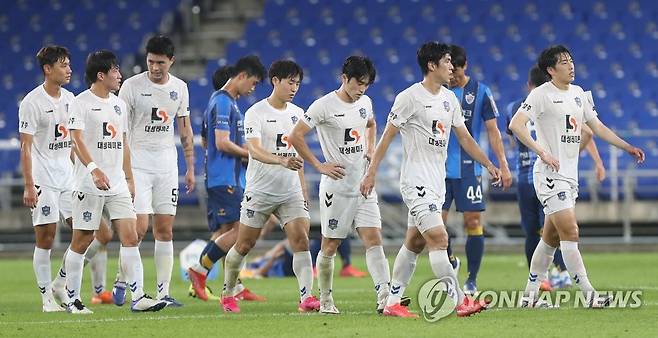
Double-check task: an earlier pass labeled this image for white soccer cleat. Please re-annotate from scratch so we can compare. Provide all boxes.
[519,296,557,309]
[42,294,66,312]
[320,298,340,314]
[131,294,167,312]
[51,282,69,308]
[67,299,93,314]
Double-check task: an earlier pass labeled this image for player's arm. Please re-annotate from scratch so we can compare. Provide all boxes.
[579,124,606,182]
[215,130,249,158]
[509,111,560,172]
[453,125,502,184]
[122,133,135,199]
[246,137,302,170]
[288,121,345,179]
[70,129,110,190]
[19,133,37,208]
[360,121,400,197]
[178,116,196,193]
[365,117,376,162]
[298,167,309,210]
[585,116,645,163]
[484,118,512,189]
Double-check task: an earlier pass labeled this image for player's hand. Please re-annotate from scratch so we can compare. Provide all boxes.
[318,162,345,180]
[185,169,196,193]
[279,156,303,171]
[126,176,135,201]
[594,163,606,182]
[486,164,502,187]
[92,168,111,190]
[538,150,560,172]
[360,173,376,198]
[500,166,513,190]
[626,146,645,164]
[23,184,38,208]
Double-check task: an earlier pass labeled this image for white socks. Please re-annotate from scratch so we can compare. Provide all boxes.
[560,240,595,293]
[524,239,557,297]
[84,238,102,264]
[292,251,313,301]
[387,245,418,306]
[120,246,145,301]
[33,247,51,298]
[223,247,245,297]
[64,250,85,303]
[154,240,174,299]
[429,249,465,304]
[90,248,108,295]
[365,246,390,304]
[316,253,335,301]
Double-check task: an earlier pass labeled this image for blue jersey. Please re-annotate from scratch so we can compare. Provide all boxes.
[203,90,246,189]
[446,79,498,178]
[505,98,537,185]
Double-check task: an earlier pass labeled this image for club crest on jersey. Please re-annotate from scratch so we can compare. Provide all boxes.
[83,211,92,222]
[359,108,367,119]
[114,105,122,115]
[431,120,446,135]
[291,115,298,124]
[328,219,338,230]
[41,206,51,216]
[170,91,178,101]
[465,92,475,105]
[443,101,450,111]
[574,97,582,107]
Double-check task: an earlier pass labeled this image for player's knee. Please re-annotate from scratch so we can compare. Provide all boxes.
[235,240,255,256]
[561,225,579,241]
[153,227,173,241]
[289,235,309,252]
[424,228,449,250]
[464,217,483,236]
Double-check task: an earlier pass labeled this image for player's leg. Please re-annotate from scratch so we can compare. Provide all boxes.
[518,183,541,268]
[90,219,113,304]
[385,224,424,311]
[456,176,486,294]
[521,215,559,307]
[441,179,457,269]
[221,223,261,313]
[151,171,179,305]
[317,236,341,314]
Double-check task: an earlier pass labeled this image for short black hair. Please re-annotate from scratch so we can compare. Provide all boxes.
[145,35,175,58]
[234,55,266,81]
[449,44,467,68]
[528,64,550,88]
[84,50,119,86]
[36,45,71,74]
[417,41,451,75]
[269,60,304,85]
[537,45,572,78]
[341,55,376,85]
[212,65,236,90]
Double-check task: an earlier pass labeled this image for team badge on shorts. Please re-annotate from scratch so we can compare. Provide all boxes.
[328,219,339,230]
[170,91,178,101]
[359,108,367,119]
[246,209,255,218]
[41,206,51,216]
[83,211,92,222]
[291,115,298,124]
[428,204,438,212]
[574,97,582,107]
[558,191,567,201]
[114,105,122,115]
[465,92,475,105]
[443,101,450,111]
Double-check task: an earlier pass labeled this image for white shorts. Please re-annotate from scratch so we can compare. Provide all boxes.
[133,168,178,215]
[319,186,381,239]
[240,191,309,229]
[72,191,136,231]
[533,173,578,215]
[31,186,72,226]
[402,186,445,234]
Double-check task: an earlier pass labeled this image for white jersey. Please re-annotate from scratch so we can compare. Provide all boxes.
[243,99,304,200]
[302,92,373,197]
[388,83,465,197]
[119,72,190,174]
[68,90,129,196]
[18,84,75,191]
[518,82,597,186]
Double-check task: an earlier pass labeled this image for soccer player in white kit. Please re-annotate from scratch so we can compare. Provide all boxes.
[221,60,320,313]
[65,50,167,314]
[115,35,194,307]
[289,56,391,314]
[361,42,501,318]
[509,45,645,308]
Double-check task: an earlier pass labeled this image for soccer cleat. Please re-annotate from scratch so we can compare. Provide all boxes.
[67,299,93,314]
[550,270,573,289]
[519,296,556,309]
[187,268,209,301]
[588,294,612,309]
[112,280,127,306]
[400,296,412,307]
[131,294,167,312]
[463,280,478,296]
[540,279,553,292]
[383,303,419,318]
[51,283,69,308]
[236,288,266,302]
[456,296,488,317]
[188,284,220,301]
[339,264,367,278]
[160,295,184,307]
[42,294,66,312]
[91,291,113,305]
[319,298,340,314]
[221,296,240,313]
[298,296,321,312]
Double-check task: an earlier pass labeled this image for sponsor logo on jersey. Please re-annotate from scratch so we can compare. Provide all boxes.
[340,128,364,154]
[431,120,446,136]
[50,123,72,150]
[561,115,581,144]
[146,108,171,132]
[98,122,122,149]
[274,133,296,157]
[429,121,447,148]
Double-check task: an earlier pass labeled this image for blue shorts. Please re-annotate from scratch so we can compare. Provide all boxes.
[207,185,244,232]
[517,182,545,236]
[442,176,486,212]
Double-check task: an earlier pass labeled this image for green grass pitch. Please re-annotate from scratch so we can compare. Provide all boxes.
[0,252,656,337]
